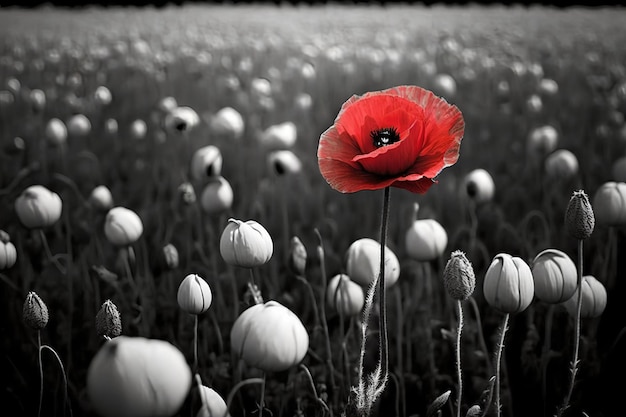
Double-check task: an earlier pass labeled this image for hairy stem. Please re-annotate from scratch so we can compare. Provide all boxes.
[494,313,510,417]
[455,300,464,417]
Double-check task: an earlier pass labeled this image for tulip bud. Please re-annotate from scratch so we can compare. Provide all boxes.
[230,300,309,372]
[200,176,233,215]
[162,243,179,270]
[463,168,495,203]
[15,185,62,229]
[545,149,578,181]
[29,88,46,113]
[326,274,365,316]
[562,275,607,319]
[45,118,68,146]
[177,273,213,315]
[23,291,49,330]
[592,182,626,226]
[259,121,297,149]
[0,230,17,270]
[531,249,577,304]
[196,385,229,417]
[442,250,475,301]
[210,107,245,140]
[564,190,594,240]
[104,207,143,246]
[191,145,223,181]
[268,150,302,175]
[405,218,448,262]
[89,185,114,211]
[288,236,307,276]
[345,237,400,288]
[164,106,200,134]
[220,219,273,268]
[96,299,122,339]
[178,182,196,205]
[483,253,534,314]
[67,113,91,138]
[130,119,147,140]
[528,125,558,155]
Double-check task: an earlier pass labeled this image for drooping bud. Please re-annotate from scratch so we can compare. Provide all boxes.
[96,299,122,339]
[288,236,307,276]
[442,250,475,301]
[164,106,200,135]
[177,273,213,315]
[564,190,594,240]
[23,291,49,330]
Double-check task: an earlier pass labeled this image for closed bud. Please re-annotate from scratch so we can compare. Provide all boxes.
[45,118,68,146]
[29,88,46,113]
[96,299,122,338]
[465,405,482,417]
[67,113,91,138]
[196,385,229,417]
[220,219,273,268]
[483,253,534,314]
[545,149,578,181]
[164,106,200,135]
[199,176,233,215]
[528,125,558,155]
[89,185,114,211]
[442,250,475,301]
[178,182,196,205]
[104,118,118,135]
[210,107,244,140]
[562,275,607,319]
[531,249,577,304]
[162,243,179,270]
[23,291,49,330]
[405,217,448,262]
[0,230,17,270]
[191,145,223,181]
[326,274,364,316]
[104,207,143,246]
[288,236,307,276]
[345,237,400,288]
[259,121,297,149]
[564,190,594,240]
[130,119,147,140]
[268,150,302,176]
[463,168,495,204]
[94,85,112,106]
[157,96,178,114]
[177,273,213,315]
[592,182,626,226]
[15,185,62,229]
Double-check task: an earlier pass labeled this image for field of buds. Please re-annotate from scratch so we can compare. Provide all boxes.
[1,4,626,417]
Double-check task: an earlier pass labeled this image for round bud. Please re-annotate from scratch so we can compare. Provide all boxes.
[220,219,273,268]
[483,253,534,314]
[592,182,626,226]
[405,218,448,262]
[531,249,577,304]
[104,207,143,246]
[463,169,495,204]
[326,274,365,316]
[15,185,62,229]
[562,275,607,319]
[345,237,400,288]
[177,273,213,315]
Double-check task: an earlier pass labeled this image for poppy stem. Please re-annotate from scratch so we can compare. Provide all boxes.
[377,186,391,391]
[557,239,584,417]
[455,300,464,417]
[494,312,509,417]
[193,314,199,372]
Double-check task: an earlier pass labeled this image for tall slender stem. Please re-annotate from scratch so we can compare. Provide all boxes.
[193,314,199,372]
[258,372,266,416]
[377,186,391,391]
[541,304,555,417]
[494,313,510,417]
[455,300,464,417]
[37,331,43,417]
[557,239,584,417]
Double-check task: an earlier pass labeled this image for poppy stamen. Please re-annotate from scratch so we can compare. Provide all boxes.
[371,127,400,147]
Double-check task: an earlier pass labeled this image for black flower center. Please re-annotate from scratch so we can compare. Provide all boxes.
[371,127,400,147]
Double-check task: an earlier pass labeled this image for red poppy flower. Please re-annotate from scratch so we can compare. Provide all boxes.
[318,85,464,193]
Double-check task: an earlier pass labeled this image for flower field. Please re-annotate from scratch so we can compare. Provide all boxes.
[1,4,626,417]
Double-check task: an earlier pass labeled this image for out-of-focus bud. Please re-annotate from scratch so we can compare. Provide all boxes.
[67,113,91,138]
[177,273,213,315]
[162,243,179,270]
[294,93,313,111]
[157,96,178,114]
[210,106,245,140]
[326,273,364,316]
[426,390,451,417]
[200,176,233,215]
[220,218,273,268]
[463,168,495,203]
[538,78,559,96]
[528,125,558,155]
[104,118,118,135]
[564,190,594,240]
[592,181,626,226]
[96,299,122,339]
[288,236,307,276]
[6,77,20,94]
[405,216,448,262]
[268,150,302,175]
[526,94,543,113]
[178,182,196,206]
[104,207,143,246]
[4,136,26,154]
[466,405,482,417]
[545,149,578,181]
[89,185,114,211]
[130,119,147,140]
[191,145,223,181]
[164,106,200,135]
[15,185,62,229]
[483,253,534,314]
[94,85,112,106]
[432,73,457,98]
[45,118,68,146]
[29,88,46,113]
[250,77,272,97]
[23,291,49,330]
[196,385,230,417]
[0,230,17,270]
[442,250,475,301]
[531,249,577,304]
[259,121,297,149]
[345,237,400,288]
[562,275,607,319]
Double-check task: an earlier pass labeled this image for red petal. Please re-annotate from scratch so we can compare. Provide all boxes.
[392,177,436,194]
[317,125,361,165]
[319,158,399,193]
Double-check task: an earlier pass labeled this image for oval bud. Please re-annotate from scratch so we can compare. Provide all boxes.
[45,118,68,146]
[196,385,229,417]
[220,219,273,268]
[191,145,223,181]
[528,125,558,155]
[545,149,578,181]
[259,121,297,149]
[345,237,400,288]
[210,107,245,140]
[564,190,594,240]
[562,275,607,319]
[94,85,112,106]
[67,113,91,138]
[592,181,626,226]
[268,149,302,175]
[130,119,147,140]
[288,236,307,276]
[463,168,495,204]
[15,185,63,229]
[104,207,143,246]
[405,218,448,262]
[442,250,475,300]
[164,106,200,135]
[200,176,233,215]
[483,253,534,314]
[162,243,179,270]
[531,248,577,304]
[178,182,197,206]
[96,299,122,339]
[23,291,49,330]
[89,185,114,211]
[0,230,17,270]
[326,274,365,316]
[177,273,213,315]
